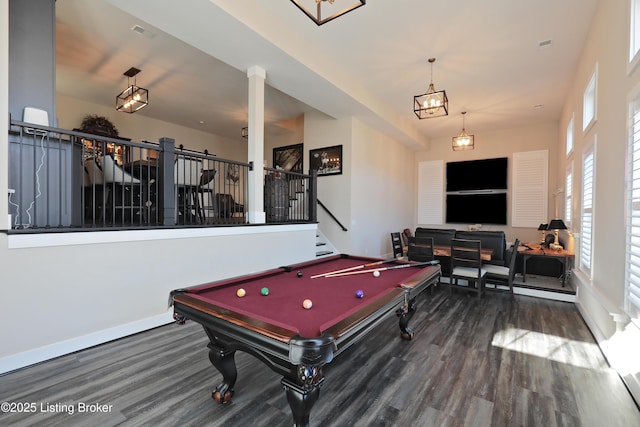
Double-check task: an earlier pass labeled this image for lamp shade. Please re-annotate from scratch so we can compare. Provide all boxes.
[547,219,567,230]
[452,111,473,150]
[116,85,148,113]
[116,67,148,114]
[538,223,549,231]
[414,58,448,119]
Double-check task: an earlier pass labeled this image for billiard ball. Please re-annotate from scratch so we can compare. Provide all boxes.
[297,271,303,278]
[236,288,246,298]
[261,287,269,296]
[373,271,381,277]
[355,290,364,299]
[302,299,313,309]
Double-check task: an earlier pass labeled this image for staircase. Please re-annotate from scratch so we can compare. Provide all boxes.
[316,229,337,257]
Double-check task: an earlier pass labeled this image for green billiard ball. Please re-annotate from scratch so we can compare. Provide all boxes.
[261,287,269,296]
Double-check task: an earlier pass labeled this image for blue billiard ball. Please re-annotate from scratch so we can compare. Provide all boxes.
[355,290,364,299]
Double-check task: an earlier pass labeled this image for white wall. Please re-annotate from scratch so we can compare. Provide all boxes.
[0,225,317,374]
[351,119,415,257]
[57,94,248,161]
[303,110,353,253]
[414,121,559,244]
[556,0,640,402]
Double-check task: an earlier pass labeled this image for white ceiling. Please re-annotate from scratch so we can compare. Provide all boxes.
[55,0,598,149]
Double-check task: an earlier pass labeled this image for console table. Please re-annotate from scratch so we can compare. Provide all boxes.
[521,246,574,286]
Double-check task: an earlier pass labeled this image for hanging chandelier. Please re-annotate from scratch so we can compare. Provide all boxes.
[116,67,149,113]
[291,0,366,26]
[414,58,448,119]
[452,112,474,151]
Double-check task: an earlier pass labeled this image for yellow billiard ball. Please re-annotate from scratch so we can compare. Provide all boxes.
[236,288,246,298]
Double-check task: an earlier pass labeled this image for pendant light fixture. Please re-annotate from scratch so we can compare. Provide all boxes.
[452,111,474,151]
[414,58,448,119]
[291,0,366,26]
[116,67,149,113]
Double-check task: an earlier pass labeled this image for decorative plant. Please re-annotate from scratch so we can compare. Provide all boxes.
[80,114,119,137]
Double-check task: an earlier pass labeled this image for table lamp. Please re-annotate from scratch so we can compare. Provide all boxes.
[538,223,548,244]
[547,219,567,250]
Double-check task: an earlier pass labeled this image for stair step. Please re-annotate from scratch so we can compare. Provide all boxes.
[316,250,333,257]
[316,242,326,247]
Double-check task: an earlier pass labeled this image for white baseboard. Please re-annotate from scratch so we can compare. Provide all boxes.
[0,311,174,375]
[513,286,576,303]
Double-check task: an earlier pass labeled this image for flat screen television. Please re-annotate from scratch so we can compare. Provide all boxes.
[446,193,507,225]
[446,157,508,192]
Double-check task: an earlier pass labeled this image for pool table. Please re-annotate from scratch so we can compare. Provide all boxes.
[171,254,441,426]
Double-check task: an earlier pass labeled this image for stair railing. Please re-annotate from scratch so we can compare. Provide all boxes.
[317,199,348,231]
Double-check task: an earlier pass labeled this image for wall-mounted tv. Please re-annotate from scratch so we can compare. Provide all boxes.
[446,193,507,225]
[446,157,508,192]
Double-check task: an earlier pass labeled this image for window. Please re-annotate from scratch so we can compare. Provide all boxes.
[566,115,574,156]
[565,162,573,228]
[631,0,640,63]
[583,66,598,132]
[580,142,595,277]
[625,98,640,321]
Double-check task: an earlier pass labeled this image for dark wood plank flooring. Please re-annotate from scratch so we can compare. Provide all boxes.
[1,287,638,426]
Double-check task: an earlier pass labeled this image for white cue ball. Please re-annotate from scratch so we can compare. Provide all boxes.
[373,271,381,277]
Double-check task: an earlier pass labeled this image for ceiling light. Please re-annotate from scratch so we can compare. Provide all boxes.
[116,67,148,113]
[452,112,474,151]
[291,0,366,26]
[414,58,449,119]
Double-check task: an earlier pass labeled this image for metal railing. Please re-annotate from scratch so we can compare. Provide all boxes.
[6,119,317,232]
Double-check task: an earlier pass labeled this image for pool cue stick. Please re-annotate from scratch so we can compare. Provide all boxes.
[324,260,439,278]
[310,258,396,279]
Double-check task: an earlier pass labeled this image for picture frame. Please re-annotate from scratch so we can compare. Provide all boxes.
[309,145,343,176]
[273,143,304,173]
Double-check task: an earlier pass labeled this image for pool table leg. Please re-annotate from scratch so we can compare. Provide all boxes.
[396,297,417,340]
[207,343,237,404]
[282,376,323,427]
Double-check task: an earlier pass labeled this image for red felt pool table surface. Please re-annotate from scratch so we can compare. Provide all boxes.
[177,255,439,339]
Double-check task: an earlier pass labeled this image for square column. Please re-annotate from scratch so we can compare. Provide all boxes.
[247,66,266,224]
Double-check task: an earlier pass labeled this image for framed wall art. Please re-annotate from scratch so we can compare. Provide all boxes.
[309,145,342,176]
[273,143,303,173]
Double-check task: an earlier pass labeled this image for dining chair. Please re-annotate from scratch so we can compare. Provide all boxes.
[83,156,105,221]
[96,154,145,224]
[390,232,404,258]
[484,239,520,295]
[174,156,205,224]
[214,194,245,220]
[450,238,487,299]
[402,228,413,247]
[407,236,434,262]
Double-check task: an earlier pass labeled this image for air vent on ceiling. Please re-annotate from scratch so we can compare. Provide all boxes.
[539,39,552,49]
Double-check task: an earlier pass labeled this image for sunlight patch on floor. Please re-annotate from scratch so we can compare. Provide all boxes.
[492,327,606,369]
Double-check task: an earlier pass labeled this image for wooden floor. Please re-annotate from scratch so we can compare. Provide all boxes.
[1,287,639,427]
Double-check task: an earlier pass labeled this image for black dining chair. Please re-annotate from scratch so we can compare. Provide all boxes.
[407,236,435,263]
[449,238,487,299]
[484,239,520,295]
[390,232,404,258]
